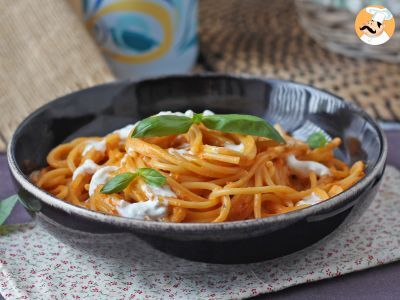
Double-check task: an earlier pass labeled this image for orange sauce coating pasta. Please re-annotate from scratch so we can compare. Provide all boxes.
[30,123,365,223]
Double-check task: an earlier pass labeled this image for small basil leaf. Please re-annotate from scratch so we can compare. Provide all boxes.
[307,132,327,149]
[137,168,166,187]
[101,172,137,194]
[202,114,286,144]
[192,113,203,124]
[17,190,41,212]
[0,195,19,225]
[132,115,193,138]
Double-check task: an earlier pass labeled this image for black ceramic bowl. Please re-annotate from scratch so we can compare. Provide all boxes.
[7,74,387,264]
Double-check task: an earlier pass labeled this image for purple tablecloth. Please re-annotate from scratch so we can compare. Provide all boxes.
[1,130,400,299]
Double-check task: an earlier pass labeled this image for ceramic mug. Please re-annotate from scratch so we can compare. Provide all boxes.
[75,0,198,79]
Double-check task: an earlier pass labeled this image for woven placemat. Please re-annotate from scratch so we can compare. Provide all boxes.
[0,0,115,152]
[198,0,400,122]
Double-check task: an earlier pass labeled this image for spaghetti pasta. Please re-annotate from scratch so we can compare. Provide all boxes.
[30,110,365,223]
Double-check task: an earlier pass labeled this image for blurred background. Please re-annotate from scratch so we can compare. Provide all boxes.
[1,0,399,153]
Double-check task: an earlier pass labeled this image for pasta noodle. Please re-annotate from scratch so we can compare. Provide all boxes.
[30,111,365,223]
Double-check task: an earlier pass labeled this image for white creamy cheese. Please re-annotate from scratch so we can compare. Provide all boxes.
[156,111,187,117]
[115,183,175,220]
[142,183,177,200]
[127,147,135,155]
[72,159,99,180]
[168,148,192,155]
[184,110,194,118]
[82,140,107,156]
[147,184,177,198]
[120,154,129,166]
[156,109,215,118]
[116,200,168,221]
[202,110,215,116]
[224,142,244,153]
[113,123,137,140]
[296,193,322,206]
[287,154,330,178]
[175,149,191,155]
[88,166,118,196]
[178,143,190,149]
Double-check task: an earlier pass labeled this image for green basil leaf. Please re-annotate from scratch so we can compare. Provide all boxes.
[132,115,193,138]
[101,172,137,194]
[192,113,203,124]
[202,114,286,144]
[307,132,327,149]
[0,195,19,225]
[137,168,166,187]
[17,190,41,212]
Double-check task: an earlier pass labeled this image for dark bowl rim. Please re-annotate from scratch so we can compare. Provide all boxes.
[7,73,388,233]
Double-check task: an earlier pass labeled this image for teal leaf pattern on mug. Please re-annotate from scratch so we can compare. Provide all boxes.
[82,0,103,19]
[84,0,197,74]
[180,34,197,51]
[109,15,160,53]
[121,31,159,52]
[93,0,103,12]
[82,0,89,18]
[178,0,198,52]
[110,28,159,53]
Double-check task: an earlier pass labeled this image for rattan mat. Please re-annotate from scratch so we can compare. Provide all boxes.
[0,0,115,152]
[198,0,400,122]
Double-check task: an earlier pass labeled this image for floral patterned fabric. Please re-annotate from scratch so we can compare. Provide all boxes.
[1,166,399,300]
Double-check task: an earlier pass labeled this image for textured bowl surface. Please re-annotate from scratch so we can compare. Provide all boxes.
[8,74,387,263]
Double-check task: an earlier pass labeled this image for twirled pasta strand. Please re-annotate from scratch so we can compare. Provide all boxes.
[31,123,365,223]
